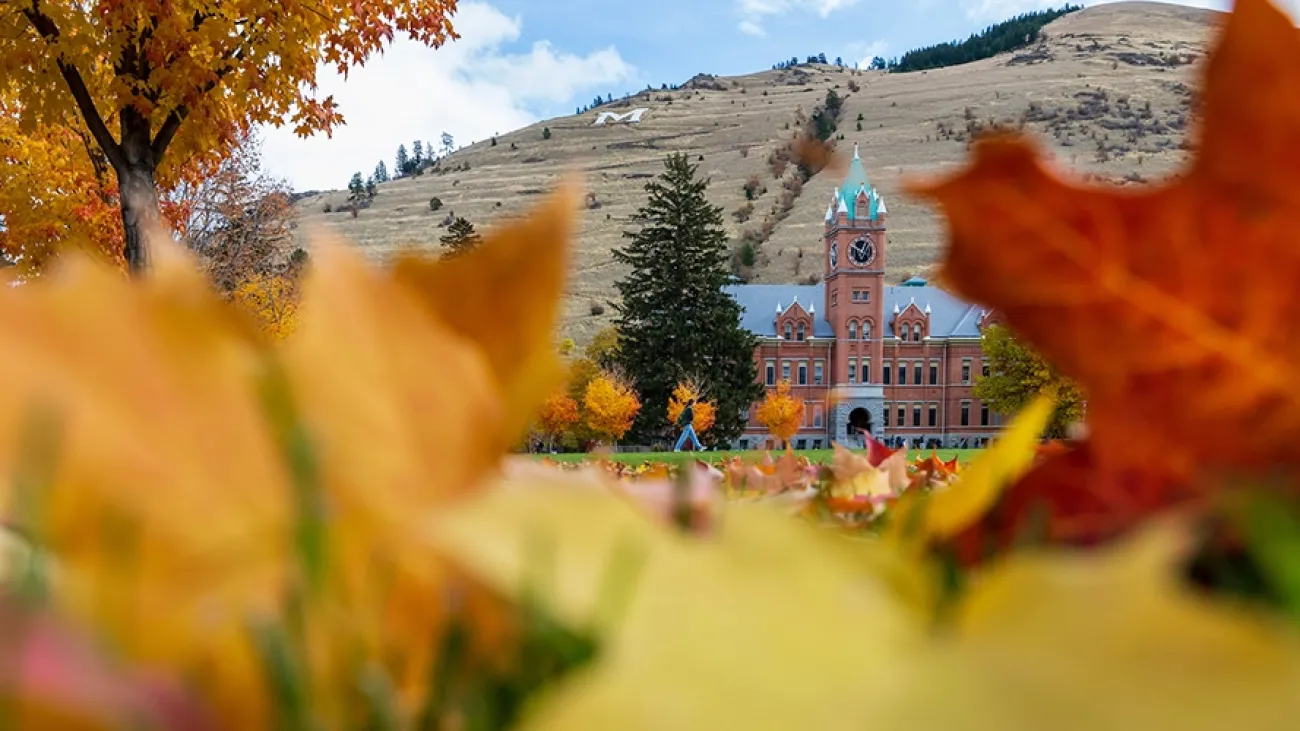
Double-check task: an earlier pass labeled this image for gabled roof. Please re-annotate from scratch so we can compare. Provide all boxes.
[724,284,835,338]
[882,286,983,338]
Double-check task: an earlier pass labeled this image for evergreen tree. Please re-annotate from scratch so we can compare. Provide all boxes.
[365,176,377,198]
[439,217,481,256]
[373,160,389,183]
[441,131,455,157]
[412,140,425,167]
[347,172,364,199]
[395,144,410,176]
[612,153,762,445]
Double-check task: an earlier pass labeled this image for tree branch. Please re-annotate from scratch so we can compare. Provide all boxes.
[20,2,126,171]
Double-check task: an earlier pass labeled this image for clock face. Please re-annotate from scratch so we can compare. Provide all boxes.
[829,242,838,270]
[849,236,876,267]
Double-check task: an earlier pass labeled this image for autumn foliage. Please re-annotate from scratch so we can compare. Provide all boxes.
[9,1,1300,729]
[755,379,805,447]
[582,371,642,443]
[536,391,580,447]
[0,0,460,270]
[230,272,299,341]
[666,379,717,433]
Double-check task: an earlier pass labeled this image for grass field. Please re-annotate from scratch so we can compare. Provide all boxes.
[539,448,984,469]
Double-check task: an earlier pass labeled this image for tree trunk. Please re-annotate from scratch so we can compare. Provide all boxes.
[115,110,163,275]
[117,162,161,273]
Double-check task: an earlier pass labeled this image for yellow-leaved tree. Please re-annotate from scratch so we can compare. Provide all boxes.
[755,380,805,449]
[230,271,299,341]
[583,371,641,445]
[536,391,580,452]
[0,0,459,271]
[666,379,717,433]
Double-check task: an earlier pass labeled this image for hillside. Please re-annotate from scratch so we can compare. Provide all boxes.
[293,1,1217,343]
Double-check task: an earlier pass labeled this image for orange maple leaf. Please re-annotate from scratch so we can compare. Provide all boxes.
[906,0,1300,544]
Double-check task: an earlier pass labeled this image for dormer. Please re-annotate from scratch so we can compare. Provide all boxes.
[775,296,814,342]
[892,297,931,342]
[977,309,1003,332]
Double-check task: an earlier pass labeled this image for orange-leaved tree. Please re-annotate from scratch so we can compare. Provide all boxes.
[536,391,580,451]
[667,378,717,433]
[905,0,1300,551]
[755,380,805,449]
[583,371,641,444]
[0,0,459,272]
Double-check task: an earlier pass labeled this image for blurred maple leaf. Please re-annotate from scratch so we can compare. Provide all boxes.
[907,0,1300,543]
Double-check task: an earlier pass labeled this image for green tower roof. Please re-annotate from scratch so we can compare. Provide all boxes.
[836,144,882,220]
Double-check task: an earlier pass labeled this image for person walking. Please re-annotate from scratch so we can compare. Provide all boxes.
[673,398,705,452]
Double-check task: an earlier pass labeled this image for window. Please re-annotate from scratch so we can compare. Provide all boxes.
[814,360,824,385]
[899,325,908,342]
[929,360,939,385]
[928,404,938,427]
[960,401,970,426]
[797,322,806,342]
[813,404,824,428]
[739,439,749,450]
[782,361,791,382]
[862,289,870,303]
[851,290,860,302]
[796,438,807,450]
[765,360,776,386]
[847,358,857,384]
[883,361,892,385]
[831,291,838,307]
[981,403,990,426]
[912,404,922,427]
[862,320,871,340]
[861,359,870,384]
[896,406,905,426]
[812,439,823,449]
[913,361,922,385]
[797,361,808,385]
[883,403,890,427]
[982,361,990,378]
[912,324,922,341]
[898,363,907,385]
[784,323,792,340]
[848,321,857,339]
[961,359,972,384]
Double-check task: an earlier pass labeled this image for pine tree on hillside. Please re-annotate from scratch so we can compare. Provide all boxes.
[347,172,365,199]
[439,216,481,256]
[613,153,762,445]
[373,160,390,183]
[395,145,410,177]
[412,140,425,168]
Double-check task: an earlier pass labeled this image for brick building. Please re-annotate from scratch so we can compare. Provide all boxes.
[725,145,1006,450]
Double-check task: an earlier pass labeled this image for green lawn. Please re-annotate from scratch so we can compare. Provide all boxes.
[538,448,984,468]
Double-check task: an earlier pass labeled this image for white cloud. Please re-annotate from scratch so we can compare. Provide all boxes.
[736,0,863,37]
[848,39,890,68]
[258,2,637,191]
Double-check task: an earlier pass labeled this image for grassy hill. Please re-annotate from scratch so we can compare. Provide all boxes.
[292,1,1216,343]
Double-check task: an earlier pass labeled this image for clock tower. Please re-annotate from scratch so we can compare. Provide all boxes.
[824,143,887,443]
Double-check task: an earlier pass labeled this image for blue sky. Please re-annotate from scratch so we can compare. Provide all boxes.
[259,0,1236,192]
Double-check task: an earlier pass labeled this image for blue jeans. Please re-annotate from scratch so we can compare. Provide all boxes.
[674,424,703,451]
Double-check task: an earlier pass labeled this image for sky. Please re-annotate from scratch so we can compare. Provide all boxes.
[258,0,1266,192]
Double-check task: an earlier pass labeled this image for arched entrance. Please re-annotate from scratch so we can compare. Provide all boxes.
[847,407,873,438]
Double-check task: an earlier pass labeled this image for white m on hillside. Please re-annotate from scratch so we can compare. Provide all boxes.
[592,108,650,126]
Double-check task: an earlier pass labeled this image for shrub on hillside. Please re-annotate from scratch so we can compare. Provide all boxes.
[742,175,764,200]
[542,127,552,140]
[429,197,443,212]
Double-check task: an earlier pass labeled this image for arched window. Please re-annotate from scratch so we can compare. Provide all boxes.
[899,324,908,342]
[797,322,806,341]
[783,323,792,340]
[862,320,871,340]
[912,324,922,341]
[848,321,858,339]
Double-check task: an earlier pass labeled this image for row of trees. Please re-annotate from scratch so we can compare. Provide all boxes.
[877,5,1081,73]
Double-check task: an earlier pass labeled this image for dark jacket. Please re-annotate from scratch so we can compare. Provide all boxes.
[680,404,694,426]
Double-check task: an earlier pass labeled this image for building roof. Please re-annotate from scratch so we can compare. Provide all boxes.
[724,284,835,338]
[726,282,985,340]
[837,144,884,221]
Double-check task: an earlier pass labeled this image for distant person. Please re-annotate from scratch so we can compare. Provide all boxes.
[673,398,705,452]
